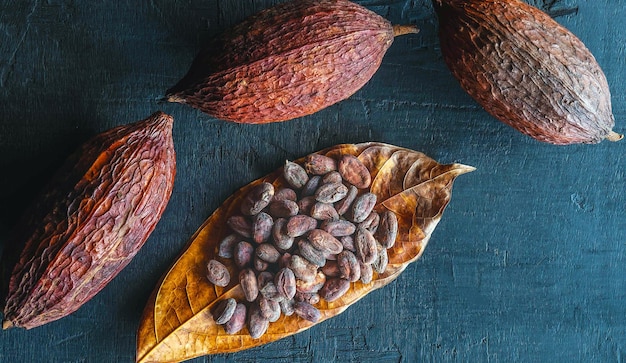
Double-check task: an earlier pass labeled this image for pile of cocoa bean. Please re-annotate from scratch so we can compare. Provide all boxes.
[205,153,398,338]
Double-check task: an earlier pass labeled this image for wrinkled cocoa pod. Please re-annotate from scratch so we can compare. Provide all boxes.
[164,0,418,124]
[3,111,176,330]
[433,0,622,144]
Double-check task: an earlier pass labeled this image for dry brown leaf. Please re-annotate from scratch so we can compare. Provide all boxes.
[136,142,474,363]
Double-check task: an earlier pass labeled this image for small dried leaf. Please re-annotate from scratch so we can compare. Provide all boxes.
[136,142,474,363]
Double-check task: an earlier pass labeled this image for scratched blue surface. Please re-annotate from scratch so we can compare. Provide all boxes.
[1,1,625,362]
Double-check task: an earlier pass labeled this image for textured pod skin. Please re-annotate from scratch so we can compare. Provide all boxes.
[165,0,418,124]
[434,0,622,144]
[2,111,176,329]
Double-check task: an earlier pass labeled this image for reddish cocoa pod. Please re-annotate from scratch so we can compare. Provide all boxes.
[2,112,176,330]
[433,0,622,144]
[164,0,418,124]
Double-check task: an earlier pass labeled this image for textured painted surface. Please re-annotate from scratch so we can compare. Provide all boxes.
[0,0,625,362]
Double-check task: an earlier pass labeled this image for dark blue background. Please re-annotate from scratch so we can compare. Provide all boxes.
[1,1,625,362]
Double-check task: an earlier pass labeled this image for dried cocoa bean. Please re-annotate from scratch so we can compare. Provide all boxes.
[269,200,299,218]
[286,215,318,237]
[337,250,361,282]
[274,187,297,202]
[297,196,317,215]
[234,241,254,268]
[305,154,337,175]
[247,305,269,339]
[213,298,237,325]
[275,268,297,300]
[372,247,388,274]
[294,301,321,323]
[239,268,259,302]
[376,211,398,249]
[258,296,281,323]
[272,218,294,250]
[217,234,239,259]
[224,303,247,334]
[334,184,358,216]
[206,259,230,287]
[257,271,274,290]
[338,154,371,189]
[164,0,418,124]
[319,278,351,302]
[240,182,275,216]
[295,271,327,294]
[253,255,269,272]
[307,229,343,255]
[309,202,339,221]
[256,243,281,263]
[321,219,356,237]
[227,215,253,238]
[350,193,377,223]
[315,182,349,204]
[359,211,380,233]
[354,227,378,264]
[297,239,326,267]
[321,260,341,277]
[294,292,321,305]
[252,212,273,244]
[283,161,309,189]
[359,262,373,284]
[289,255,318,283]
[322,171,343,184]
[259,281,282,301]
[279,299,295,317]
[340,235,356,252]
[301,175,322,197]
[433,0,622,144]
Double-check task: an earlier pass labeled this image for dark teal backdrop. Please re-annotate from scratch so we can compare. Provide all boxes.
[1,1,624,362]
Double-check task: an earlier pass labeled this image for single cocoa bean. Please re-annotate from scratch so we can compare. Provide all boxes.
[337,250,361,282]
[217,234,240,259]
[253,212,273,244]
[272,218,294,250]
[372,247,388,274]
[286,215,318,237]
[213,298,237,325]
[319,277,351,302]
[273,187,297,202]
[289,255,318,283]
[234,241,254,268]
[240,182,275,216]
[283,161,309,189]
[307,229,343,255]
[322,171,343,184]
[227,215,253,238]
[294,292,321,305]
[257,271,275,290]
[295,271,327,293]
[279,299,295,316]
[224,303,247,334]
[247,304,269,339]
[297,196,317,215]
[297,239,326,267]
[269,199,299,218]
[258,296,281,323]
[321,260,341,277]
[334,184,358,216]
[338,154,371,189]
[350,193,377,223]
[256,243,281,263]
[301,175,322,197]
[253,255,269,272]
[320,219,356,237]
[239,268,259,302]
[206,259,230,287]
[376,210,398,249]
[259,281,283,301]
[309,202,339,221]
[275,268,297,300]
[354,227,378,264]
[294,301,321,323]
[359,211,380,233]
[315,182,349,203]
[340,235,356,252]
[359,262,373,284]
[305,154,337,175]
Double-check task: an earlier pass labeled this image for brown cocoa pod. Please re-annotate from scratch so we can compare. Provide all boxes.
[338,154,371,189]
[206,259,231,287]
[2,112,175,330]
[164,0,418,124]
[224,303,247,334]
[240,182,275,216]
[433,0,622,144]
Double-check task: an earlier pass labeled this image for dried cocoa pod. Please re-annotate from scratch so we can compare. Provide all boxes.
[2,111,175,330]
[164,0,418,124]
[433,0,622,144]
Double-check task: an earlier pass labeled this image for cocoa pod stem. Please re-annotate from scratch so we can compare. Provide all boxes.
[392,25,419,37]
